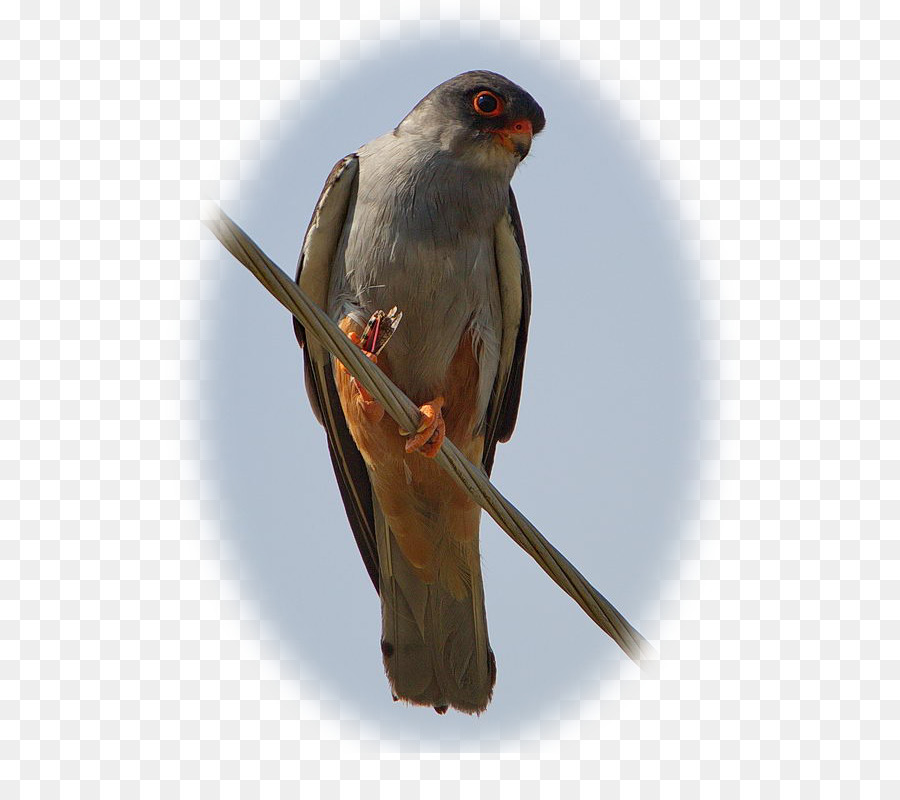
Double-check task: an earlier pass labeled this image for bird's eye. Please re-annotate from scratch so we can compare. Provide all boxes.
[473,90,503,117]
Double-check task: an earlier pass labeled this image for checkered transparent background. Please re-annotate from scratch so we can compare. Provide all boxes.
[3,2,895,796]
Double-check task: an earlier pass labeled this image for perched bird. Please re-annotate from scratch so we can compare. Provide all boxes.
[293,71,545,714]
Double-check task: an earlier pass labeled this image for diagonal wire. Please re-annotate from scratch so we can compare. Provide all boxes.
[204,206,654,665]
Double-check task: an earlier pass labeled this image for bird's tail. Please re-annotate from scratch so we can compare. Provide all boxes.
[374,505,495,714]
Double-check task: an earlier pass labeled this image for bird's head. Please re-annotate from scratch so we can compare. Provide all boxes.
[396,71,545,173]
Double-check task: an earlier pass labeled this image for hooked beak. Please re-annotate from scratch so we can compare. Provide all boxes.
[495,118,534,159]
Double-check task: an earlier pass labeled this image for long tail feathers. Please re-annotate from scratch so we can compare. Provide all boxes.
[374,504,495,714]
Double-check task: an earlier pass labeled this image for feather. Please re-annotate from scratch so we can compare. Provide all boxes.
[294,155,380,589]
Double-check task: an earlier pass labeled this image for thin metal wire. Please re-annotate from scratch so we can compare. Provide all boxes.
[205,207,654,665]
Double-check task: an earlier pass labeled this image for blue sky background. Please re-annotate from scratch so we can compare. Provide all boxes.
[204,37,704,743]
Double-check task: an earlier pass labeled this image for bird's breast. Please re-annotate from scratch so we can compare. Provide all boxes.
[329,141,506,413]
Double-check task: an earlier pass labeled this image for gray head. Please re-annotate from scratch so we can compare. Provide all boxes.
[396,70,546,171]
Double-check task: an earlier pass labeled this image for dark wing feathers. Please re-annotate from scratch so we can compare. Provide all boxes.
[482,187,532,476]
[294,155,380,591]
[316,359,380,589]
[293,154,358,351]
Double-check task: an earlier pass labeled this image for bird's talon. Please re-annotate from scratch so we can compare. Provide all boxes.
[404,396,445,457]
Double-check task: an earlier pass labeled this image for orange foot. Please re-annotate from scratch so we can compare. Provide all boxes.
[403,396,445,458]
[339,331,384,423]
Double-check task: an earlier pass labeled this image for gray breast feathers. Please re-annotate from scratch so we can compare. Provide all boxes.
[327,133,512,418]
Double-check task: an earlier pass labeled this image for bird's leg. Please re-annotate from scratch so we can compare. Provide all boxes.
[339,330,384,423]
[403,396,446,458]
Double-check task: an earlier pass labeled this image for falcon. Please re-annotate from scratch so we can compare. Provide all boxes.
[294,71,545,714]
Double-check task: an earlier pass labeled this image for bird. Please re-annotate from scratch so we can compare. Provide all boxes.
[293,71,545,714]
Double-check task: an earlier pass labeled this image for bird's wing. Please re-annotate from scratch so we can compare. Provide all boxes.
[293,154,380,591]
[482,187,533,475]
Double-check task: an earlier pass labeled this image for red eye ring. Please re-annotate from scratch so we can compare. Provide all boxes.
[473,90,503,117]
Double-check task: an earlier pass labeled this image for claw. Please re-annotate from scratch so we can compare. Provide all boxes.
[403,396,445,458]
